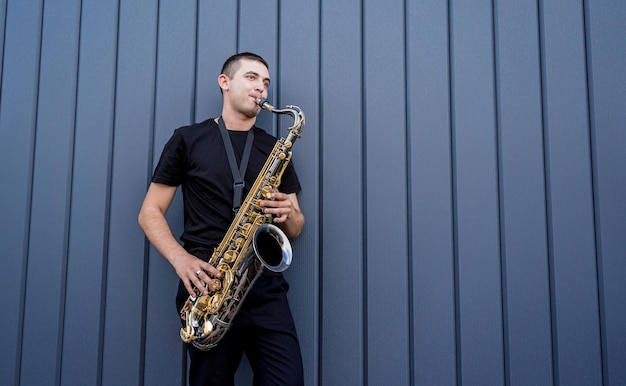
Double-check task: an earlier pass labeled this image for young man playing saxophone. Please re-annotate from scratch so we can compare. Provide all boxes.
[138,52,305,385]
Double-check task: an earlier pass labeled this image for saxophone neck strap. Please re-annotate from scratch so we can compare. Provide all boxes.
[217,117,255,212]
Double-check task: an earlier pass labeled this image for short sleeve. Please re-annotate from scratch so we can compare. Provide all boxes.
[279,161,301,195]
[152,129,187,187]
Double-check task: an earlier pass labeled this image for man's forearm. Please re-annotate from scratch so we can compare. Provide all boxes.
[280,208,304,239]
[138,207,187,265]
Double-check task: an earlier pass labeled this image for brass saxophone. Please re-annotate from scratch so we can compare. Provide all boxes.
[179,98,305,350]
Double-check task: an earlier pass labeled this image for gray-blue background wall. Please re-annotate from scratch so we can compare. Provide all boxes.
[1,1,624,385]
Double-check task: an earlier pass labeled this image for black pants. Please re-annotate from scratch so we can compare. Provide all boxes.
[186,320,304,385]
[177,247,304,386]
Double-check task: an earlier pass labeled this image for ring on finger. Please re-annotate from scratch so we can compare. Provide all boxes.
[196,270,202,276]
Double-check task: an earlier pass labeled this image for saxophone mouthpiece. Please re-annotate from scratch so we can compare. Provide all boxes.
[256,98,273,111]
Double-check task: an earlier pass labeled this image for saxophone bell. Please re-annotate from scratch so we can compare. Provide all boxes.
[253,224,292,272]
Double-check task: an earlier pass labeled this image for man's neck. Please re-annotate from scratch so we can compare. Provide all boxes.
[220,109,256,131]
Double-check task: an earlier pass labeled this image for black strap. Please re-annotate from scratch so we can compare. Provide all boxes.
[217,117,254,212]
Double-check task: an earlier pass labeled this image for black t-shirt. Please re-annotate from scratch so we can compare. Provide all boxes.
[152,118,301,247]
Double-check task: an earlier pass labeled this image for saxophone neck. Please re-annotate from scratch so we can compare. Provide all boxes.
[257,99,305,137]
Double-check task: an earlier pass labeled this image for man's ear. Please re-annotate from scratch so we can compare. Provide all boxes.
[218,73,229,92]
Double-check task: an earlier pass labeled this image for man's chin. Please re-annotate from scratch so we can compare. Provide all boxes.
[250,103,262,117]
[244,108,260,119]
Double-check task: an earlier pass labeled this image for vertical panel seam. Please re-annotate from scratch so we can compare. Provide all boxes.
[98,2,122,386]
[491,1,509,385]
[581,1,607,384]
[403,0,415,385]
[276,0,281,136]
[360,0,368,383]
[316,0,324,384]
[140,0,161,384]
[191,0,199,123]
[235,0,240,53]
[58,0,83,384]
[536,0,559,384]
[17,1,47,384]
[447,1,461,385]
[0,0,8,103]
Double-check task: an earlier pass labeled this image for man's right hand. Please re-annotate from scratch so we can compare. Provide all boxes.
[171,251,221,298]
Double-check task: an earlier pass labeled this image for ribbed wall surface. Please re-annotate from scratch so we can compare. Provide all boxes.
[1,1,624,385]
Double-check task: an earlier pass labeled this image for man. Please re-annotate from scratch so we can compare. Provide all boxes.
[138,52,305,385]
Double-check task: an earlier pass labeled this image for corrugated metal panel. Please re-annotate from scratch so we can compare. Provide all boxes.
[0,0,43,384]
[61,1,118,384]
[19,1,80,384]
[495,1,552,384]
[363,0,410,384]
[586,2,626,384]
[450,1,504,384]
[321,1,365,384]
[103,0,159,384]
[0,1,625,385]
[408,0,456,384]
[542,0,603,384]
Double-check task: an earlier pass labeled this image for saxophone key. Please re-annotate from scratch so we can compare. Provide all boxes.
[234,237,246,248]
[202,320,213,335]
[261,185,272,198]
[180,325,194,343]
[240,223,252,236]
[252,199,263,211]
[206,294,222,314]
[210,279,221,291]
[223,250,237,263]
[195,295,210,312]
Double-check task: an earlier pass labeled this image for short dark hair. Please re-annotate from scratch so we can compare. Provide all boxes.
[221,52,269,78]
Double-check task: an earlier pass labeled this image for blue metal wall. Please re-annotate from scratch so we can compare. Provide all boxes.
[1,0,624,385]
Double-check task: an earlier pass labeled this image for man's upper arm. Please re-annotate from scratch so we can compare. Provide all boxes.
[141,182,178,215]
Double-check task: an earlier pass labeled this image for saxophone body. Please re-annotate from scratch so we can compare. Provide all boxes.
[179,99,305,350]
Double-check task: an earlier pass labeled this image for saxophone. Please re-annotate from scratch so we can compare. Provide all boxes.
[179,98,305,350]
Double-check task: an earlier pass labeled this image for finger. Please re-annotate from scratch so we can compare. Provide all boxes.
[265,208,287,221]
[261,193,288,207]
[184,279,198,299]
[272,212,287,223]
[196,270,220,291]
[199,262,221,278]
[271,192,288,201]
[190,274,210,296]
[263,199,289,211]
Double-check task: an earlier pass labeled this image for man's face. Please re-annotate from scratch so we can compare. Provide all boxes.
[223,59,270,118]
